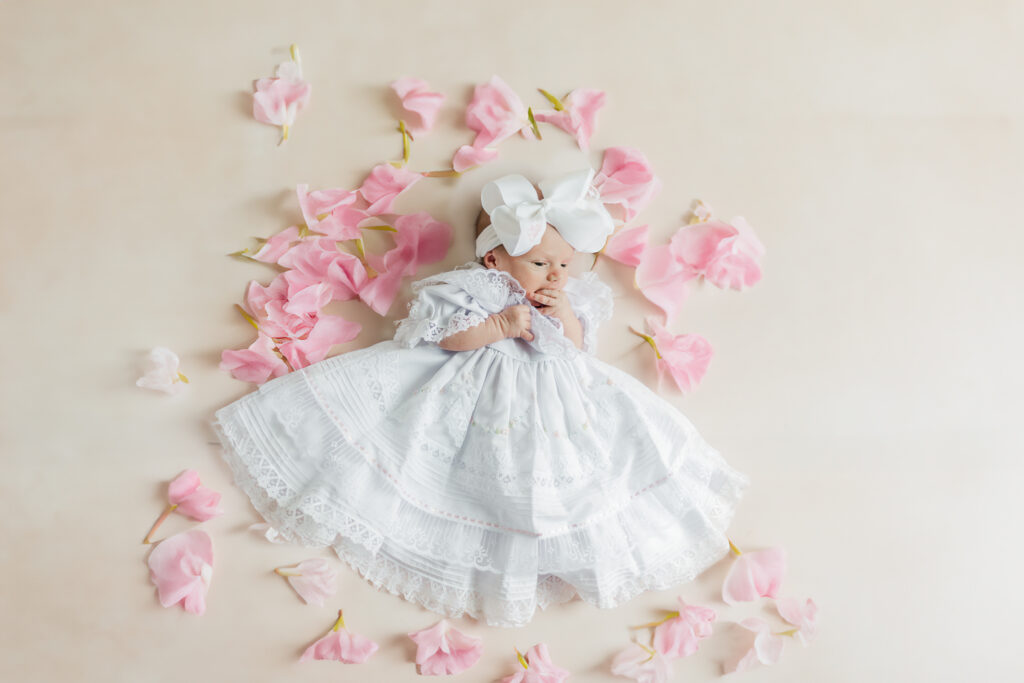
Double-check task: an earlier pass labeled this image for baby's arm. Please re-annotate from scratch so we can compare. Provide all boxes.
[532,288,583,350]
[439,305,534,351]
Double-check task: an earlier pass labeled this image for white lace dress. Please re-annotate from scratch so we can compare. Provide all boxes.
[214,263,747,627]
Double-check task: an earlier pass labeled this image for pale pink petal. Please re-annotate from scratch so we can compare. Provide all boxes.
[278,314,361,369]
[651,599,717,659]
[281,280,331,317]
[357,266,404,316]
[533,88,605,150]
[220,333,289,384]
[669,219,764,291]
[281,558,338,606]
[635,244,694,323]
[593,146,662,221]
[167,469,223,522]
[465,75,533,148]
[408,619,483,676]
[452,144,499,172]
[147,529,213,615]
[646,317,713,393]
[722,547,787,605]
[611,643,672,683]
[136,347,186,395]
[296,184,359,230]
[300,629,379,664]
[253,77,311,128]
[370,212,452,277]
[603,224,648,266]
[391,76,445,136]
[358,164,423,215]
[776,597,818,645]
[251,225,301,264]
[313,206,368,241]
[729,618,786,672]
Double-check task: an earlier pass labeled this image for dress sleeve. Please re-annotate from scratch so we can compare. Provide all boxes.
[393,282,491,348]
[565,271,614,355]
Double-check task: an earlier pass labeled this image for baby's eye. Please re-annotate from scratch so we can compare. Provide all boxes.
[560,263,568,268]
[532,262,546,267]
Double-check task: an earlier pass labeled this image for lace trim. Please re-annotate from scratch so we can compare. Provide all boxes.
[566,271,614,355]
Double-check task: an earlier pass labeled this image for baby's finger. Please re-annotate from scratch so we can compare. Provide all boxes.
[521,329,535,341]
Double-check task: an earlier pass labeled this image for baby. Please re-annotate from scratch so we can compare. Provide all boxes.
[215,167,746,628]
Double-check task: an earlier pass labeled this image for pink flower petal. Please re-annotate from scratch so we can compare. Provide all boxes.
[635,244,694,323]
[452,144,499,172]
[722,547,787,605]
[669,218,764,291]
[593,146,662,221]
[533,88,605,150]
[280,558,338,606]
[465,75,534,148]
[148,529,213,615]
[610,643,672,682]
[278,314,361,369]
[251,225,301,264]
[253,75,311,128]
[220,333,289,385]
[167,470,223,522]
[651,599,716,659]
[296,184,361,236]
[408,619,483,676]
[603,224,648,266]
[776,597,818,645]
[136,347,186,395]
[357,266,404,316]
[300,613,378,664]
[391,76,445,136]
[500,643,569,683]
[646,317,713,393]
[358,164,422,215]
[368,212,452,277]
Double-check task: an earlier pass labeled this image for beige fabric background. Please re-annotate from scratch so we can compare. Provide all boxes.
[3,0,1022,681]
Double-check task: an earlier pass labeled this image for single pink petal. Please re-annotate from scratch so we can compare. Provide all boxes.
[325,253,370,302]
[296,184,360,231]
[357,266,404,316]
[253,77,311,128]
[669,219,764,291]
[722,547,787,605]
[651,599,717,659]
[635,244,694,323]
[408,619,483,676]
[465,75,533,148]
[370,212,452,277]
[147,529,213,615]
[593,146,662,221]
[610,643,672,682]
[167,470,223,522]
[278,314,361,369]
[358,164,423,215]
[533,88,605,150]
[251,225,301,264]
[452,144,499,172]
[281,558,338,606]
[220,333,289,384]
[776,597,818,645]
[603,224,648,266]
[136,347,186,395]
[313,206,368,241]
[281,280,331,317]
[646,317,713,393]
[300,629,379,664]
[391,76,445,136]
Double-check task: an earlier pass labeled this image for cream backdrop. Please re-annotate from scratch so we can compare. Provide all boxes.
[3,0,1022,681]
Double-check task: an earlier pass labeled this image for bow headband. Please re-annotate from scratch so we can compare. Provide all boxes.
[475,168,615,258]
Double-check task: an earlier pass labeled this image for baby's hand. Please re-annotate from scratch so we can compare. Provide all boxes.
[531,288,574,319]
[497,304,534,341]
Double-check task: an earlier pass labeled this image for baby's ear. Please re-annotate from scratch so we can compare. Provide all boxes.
[483,250,497,269]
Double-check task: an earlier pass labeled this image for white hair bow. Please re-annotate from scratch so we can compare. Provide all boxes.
[475,168,615,257]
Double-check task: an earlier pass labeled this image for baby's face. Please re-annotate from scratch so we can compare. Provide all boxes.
[485,226,576,305]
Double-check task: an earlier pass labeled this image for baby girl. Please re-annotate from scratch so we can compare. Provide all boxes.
[215,168,746,627]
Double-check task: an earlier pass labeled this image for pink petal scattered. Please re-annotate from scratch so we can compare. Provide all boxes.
[356,265,405,316]
[722,546,787,605]
[300,611,379,664]
[136,347,188,395]
[533,88,606,150]
[610,643,672,683]
[669,218,764,291]
[296,184,363,239]
[776,598,818,645]
[651,598,716,659]
[465,75,535,148]
[147,529,213,615]
[500,644,569,683]
[251,225,301,264]
[252,54,311,141]
[452,144,499,172]
[358,164,423,215]
[730,618,786,673]
[220,333,289,385]
[368,212,453,277]
[603,224,648,267]
[635,244,694,324]
[167,470,223,522]
[593,147,662,222]
[645,316,713,393]
[278,314,361,369]
[277,558,338,606]
[391,76,445,136]
[408,619,484,676]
